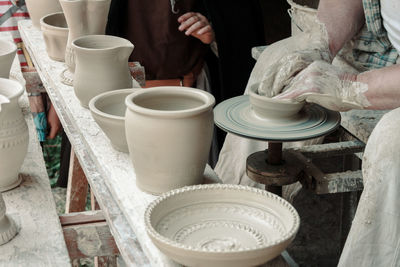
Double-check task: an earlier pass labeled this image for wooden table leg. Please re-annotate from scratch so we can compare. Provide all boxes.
[66,148,88,213]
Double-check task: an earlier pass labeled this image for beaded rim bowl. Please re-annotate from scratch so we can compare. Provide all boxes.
[145,184,300,266]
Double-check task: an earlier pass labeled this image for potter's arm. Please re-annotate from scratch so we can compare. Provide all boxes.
[358,64,400,110]
[317,0,365,57]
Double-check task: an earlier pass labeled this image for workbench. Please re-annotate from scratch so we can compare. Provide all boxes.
[0,32,70,266]
[18,20,295,267]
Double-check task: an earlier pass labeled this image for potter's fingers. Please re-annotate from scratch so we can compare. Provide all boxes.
[197,25,212,35]
[178,15,200,31]
[185,21,206,36]
[178,12,196,23]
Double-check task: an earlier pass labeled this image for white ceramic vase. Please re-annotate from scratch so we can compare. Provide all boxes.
[60,0,111,73]
[40,12,69,62]
[25,0,62,29]
[0,78,29,192]
[0,192,18,245]
[125,87,215,195]
[72,35,133,108]
[0,40,17,78]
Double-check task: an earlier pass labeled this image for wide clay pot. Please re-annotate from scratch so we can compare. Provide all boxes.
[125,87,215,195]
[60,0,111,73]
[40,12,69,62]
[89,88,138,153]
[0,78,29,192]
[72,35,133,108]
[25,0,62,29]
[0,192,18,245]
[0,40,17,78]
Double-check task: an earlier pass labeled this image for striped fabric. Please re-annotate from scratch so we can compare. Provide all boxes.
[353,0,399,69]
[0,1,30,67]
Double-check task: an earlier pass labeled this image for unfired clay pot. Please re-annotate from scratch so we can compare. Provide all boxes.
[72,35,133,108]
[125,87,215,195]
[40,12,69,62]
[0,78,29,192]
[89,88,138,153]
[0,40,17,78]
[25,0,62,29]
[249,83,304,120]
[60,0,111,73]
[0,192,18,245]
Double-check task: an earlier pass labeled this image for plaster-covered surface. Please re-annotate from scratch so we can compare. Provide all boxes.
[0,32,70,266]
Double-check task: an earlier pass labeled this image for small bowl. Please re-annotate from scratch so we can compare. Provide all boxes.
[0,40,17,78]
[249,83,304,120]
[40,12,68,61]
[89,88,138,153]
[145,184,300,267]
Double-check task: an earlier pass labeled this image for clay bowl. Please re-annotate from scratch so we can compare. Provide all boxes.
[145,184,300,267]
[249,83,304,120]
[0,40,17,78]
[89,88,138,153]
[40,12,69,62]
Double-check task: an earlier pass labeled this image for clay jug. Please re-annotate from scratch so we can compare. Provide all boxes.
[25,0,62,29]
[0,192,18,245]
[0,40,17,78]
[125,87,215,195]
[60,0,111,73]
[0,78,29,192]
[72,35,133,108]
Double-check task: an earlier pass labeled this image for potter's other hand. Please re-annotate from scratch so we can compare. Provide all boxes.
[274,61,370,112]
[47,103,62,139]
[178,12,214,44]
[257,19,332,97]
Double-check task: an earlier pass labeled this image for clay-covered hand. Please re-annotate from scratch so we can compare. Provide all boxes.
[47,103,62,139]
[178,12,215,44]
[274,61,370,111]
[257,20,332,98]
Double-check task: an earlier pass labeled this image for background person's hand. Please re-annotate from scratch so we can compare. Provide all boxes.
[47,103,62,139]
[274,61,370,111]
[178,12,214,44]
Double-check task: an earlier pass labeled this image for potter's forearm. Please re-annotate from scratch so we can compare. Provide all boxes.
[317,0,365,57]
[358,64,400,110]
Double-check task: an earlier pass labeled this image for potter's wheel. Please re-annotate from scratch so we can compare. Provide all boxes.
[214,95,340,142]
[214,95,341,195]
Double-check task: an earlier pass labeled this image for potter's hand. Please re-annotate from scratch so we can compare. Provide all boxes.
[257,19,332,98]
[47,103,62,139]
[178,12,214,44]
[274,61,370,111]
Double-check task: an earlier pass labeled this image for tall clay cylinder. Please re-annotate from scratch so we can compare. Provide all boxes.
[25,0,62,29]
[60,0,111,72]
[125,87,215,195]
[0,78,29,192]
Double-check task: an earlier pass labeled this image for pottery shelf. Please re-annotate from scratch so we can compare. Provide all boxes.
[18,20,294,267]
[0,32,70,266]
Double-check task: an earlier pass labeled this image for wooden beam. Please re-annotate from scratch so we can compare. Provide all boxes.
[66,149,89,213]
[290,140,365,159]
[62,220,119,259]
[60,210,105,226]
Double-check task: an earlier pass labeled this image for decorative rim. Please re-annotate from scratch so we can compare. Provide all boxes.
[125,87,215,118]
[144,184,300,253]
[89,88,138,121]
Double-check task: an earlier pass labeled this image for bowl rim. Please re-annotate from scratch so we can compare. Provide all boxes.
[249,83,304,106]
[72,34,134,52]
[125,86,215,118]
[89,88,138,121]
[0,39,17,57]
[144,184,300,254]
[0,78,24,100]
[40,12,69,31]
